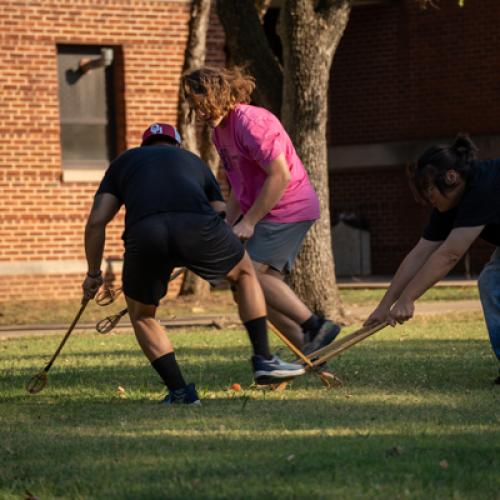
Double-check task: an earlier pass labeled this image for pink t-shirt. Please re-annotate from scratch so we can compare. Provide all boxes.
[212,104,320,223]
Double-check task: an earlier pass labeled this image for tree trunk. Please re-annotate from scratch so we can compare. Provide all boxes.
[279,0,351,321]
[177,0,213,299]
[216,0,282,117]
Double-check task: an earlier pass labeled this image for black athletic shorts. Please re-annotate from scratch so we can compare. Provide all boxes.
[122,212,245,305]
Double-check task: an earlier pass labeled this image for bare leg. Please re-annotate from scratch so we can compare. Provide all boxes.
[267,305,304,349]
[230,261,307,346]
[226,251,306,381]
[229,275,304,346]
[226,252,267,321]
[252,265,340,352]
[125,295,173,361]
[253,263,311,325]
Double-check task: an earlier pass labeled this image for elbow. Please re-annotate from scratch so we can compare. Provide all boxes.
[86,217,107,232]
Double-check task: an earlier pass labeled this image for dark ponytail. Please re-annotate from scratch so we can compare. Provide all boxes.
[450,133,478,168]
[410,133,478,204]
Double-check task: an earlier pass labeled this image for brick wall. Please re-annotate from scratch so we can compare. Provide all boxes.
[0,0,224,301]
[2,0,497,302]
[328,0,500,274]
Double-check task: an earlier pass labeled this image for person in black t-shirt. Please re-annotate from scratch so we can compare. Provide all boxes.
[81,123,305,405]
[365,134,500,384]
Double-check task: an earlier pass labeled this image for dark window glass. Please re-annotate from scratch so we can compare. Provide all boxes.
[57,45,117,169]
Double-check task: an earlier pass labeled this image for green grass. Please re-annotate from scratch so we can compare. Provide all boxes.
[1,313,499,499]
[0,287,479,326]
[339,286,479,306]
[0,290,236,326]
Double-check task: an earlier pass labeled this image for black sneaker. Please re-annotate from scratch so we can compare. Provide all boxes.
[252,354,306,385]
[302,320,341,356]
[161,383,201,406]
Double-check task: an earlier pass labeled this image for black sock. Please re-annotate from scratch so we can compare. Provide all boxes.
[300,314,325,340]
[244,316,272,360]
[151,352,186,392]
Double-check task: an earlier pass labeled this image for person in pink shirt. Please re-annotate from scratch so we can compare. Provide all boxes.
[183,66,341,355]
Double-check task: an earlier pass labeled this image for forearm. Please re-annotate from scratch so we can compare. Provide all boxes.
[244,172,288,225]
[85,223,106,274]
[379,255,425,309]
[378,241,440,309]
[226,191,242,225]
[401,250,459,301]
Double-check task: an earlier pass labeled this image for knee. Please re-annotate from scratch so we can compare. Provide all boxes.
[127,304,156,325]
[129,312,155,327]
[226,253,256,283]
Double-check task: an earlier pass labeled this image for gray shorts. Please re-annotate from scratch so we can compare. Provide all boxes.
[246,220,315,273]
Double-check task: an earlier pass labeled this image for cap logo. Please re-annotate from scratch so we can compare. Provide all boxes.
[150,124,163,134]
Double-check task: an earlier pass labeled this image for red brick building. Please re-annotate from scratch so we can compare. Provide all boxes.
[0,0,498,300]
[0,0,224,300]
[328,0,500,275]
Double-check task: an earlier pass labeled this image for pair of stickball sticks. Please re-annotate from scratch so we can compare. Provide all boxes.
[26,275,388,394]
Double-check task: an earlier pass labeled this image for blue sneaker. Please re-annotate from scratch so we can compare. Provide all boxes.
[161,383,201,406]
[252,355,306,385]
[302,320,341,356]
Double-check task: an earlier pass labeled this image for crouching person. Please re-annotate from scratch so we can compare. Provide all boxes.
[365,134,500,385]
[82,123,305,406]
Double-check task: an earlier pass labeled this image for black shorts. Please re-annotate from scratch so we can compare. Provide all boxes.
[122,213,245,306]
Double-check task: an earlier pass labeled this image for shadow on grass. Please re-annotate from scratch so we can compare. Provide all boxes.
[0,415,498,499]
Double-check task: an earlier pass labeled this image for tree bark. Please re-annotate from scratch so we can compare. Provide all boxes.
[177,0,213,298]
[255,0,273,21]
[278,0,351,321]
[177,0,212,155]
[216,0,282,117]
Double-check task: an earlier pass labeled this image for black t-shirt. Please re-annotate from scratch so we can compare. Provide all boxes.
[96,145,224,231]
[423,158,500,246]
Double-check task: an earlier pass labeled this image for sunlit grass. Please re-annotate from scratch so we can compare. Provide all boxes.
[339,286,479,306]
[0,287,479,326]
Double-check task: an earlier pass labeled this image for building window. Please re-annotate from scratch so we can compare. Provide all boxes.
[56,45,125,174]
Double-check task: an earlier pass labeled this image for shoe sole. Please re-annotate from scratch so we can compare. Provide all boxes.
[254,368,306,385]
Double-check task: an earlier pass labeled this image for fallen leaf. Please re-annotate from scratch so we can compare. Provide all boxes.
[286,454,295,461]
[439,459,449,469]
[117,386,126,397]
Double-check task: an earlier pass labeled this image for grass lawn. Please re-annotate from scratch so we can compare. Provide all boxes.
[0,312,498,499]
[339,286,479,307]
[0,286,480,326]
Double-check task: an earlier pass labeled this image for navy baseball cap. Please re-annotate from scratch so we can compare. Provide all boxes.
[141,123,182,146]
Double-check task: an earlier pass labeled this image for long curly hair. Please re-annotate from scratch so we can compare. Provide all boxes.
[409,133,478,205]
[182,66,255,123]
